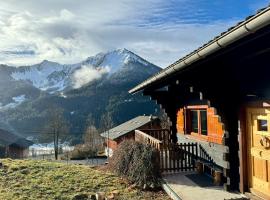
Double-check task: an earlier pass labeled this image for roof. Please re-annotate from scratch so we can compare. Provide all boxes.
[100,115,158,140]
[129,5,270,94]
[0,129,33,148]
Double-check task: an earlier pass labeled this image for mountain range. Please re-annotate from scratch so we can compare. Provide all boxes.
[0,49,161,143]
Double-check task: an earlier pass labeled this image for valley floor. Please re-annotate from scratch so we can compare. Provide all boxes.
[0,159,170,200]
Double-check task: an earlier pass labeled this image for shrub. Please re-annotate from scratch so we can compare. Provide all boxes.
[108,140,161,189]
[69,144,97,160]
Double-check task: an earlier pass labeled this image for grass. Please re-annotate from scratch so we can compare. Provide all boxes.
[0,159,170,200]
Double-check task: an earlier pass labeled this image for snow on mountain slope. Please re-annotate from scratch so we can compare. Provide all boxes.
[10,49,159,93]
[11,60,78,92]
[0,95,26,110]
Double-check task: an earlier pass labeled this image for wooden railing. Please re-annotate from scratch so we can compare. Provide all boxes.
[135,130,162,149]
[199,144,214,164]
[159,143,198,173]
[135,129,198,173]
[138,129,172,144]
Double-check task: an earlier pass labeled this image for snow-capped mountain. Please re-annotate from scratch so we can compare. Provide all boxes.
[82,48,150,73]
[9,48,157,94]
[0,48,161,140]
[11,60,74,93]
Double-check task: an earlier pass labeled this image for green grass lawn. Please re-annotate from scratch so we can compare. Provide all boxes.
[0,159,170,200]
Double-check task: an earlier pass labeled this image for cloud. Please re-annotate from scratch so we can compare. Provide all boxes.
[0,0,265,67]
[72,65,110,89]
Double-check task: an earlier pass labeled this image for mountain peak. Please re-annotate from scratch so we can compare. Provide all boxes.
[83,48,152,74]
[85,48,132,61]
[109,48,139,58]
[114,48,130,54]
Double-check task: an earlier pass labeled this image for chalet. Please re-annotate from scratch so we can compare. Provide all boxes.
[0,129,33,159]
[100,115,160,156]
[130,6,270,199]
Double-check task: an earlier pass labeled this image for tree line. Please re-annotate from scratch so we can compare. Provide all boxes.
[44,105,114,160]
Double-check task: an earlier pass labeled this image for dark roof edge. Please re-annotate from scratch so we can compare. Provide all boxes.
[129,6,270,94]
[100,115,158,140]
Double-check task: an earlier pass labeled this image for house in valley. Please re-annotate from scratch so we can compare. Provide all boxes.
[0,129,33,159]
[129,6,270,199]
[100,115,160,156]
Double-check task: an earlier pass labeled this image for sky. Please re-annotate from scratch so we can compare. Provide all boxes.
[0,0,269,68]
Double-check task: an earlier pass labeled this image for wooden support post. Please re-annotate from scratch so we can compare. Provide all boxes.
[213,170,222,186]
[196,161,203,174]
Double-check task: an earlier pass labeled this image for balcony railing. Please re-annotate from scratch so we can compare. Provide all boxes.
[135,129,198,173]
[135,130,162,149]
[138,129,173,144]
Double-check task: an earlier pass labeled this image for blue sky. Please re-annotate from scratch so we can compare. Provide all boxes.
[133,0,268,26]
[0,0,269,67]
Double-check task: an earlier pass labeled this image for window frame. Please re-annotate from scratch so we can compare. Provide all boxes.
[186,105,208,140]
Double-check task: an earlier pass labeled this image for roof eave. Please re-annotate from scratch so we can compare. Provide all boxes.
[129,6,270,94]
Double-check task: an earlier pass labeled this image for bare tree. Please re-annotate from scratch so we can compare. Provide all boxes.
[85,113,96,129]
[83,125,103,156]
[99,113,114,132]
[46,107,69,160]
[99,113,114,157]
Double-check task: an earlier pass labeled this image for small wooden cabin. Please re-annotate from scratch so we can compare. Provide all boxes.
[0,129,33,159]
[130,6,270,199]
[100,115,160,156]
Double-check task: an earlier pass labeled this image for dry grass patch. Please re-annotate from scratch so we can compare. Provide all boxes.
[0,159,170,200]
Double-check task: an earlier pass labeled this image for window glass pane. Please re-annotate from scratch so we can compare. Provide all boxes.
[191,110,198,133]
[200,110,207,135]
[258,119,268,131]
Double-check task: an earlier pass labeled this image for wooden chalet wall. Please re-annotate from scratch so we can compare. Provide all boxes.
[108,119,161,150]
[146,84,235,190]
[177,106,224,144]
[176,109,184,133]
[108,139,118,151]
[141,23,270,192]
[7,146,29,159]
[0,146,29,159]
[175,103,229,184]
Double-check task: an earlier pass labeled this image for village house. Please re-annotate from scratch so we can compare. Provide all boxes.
[100,115,160,157]
[129,6,270,199]
[0,129,33,159]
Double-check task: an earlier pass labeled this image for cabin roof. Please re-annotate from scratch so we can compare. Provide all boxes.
[0,129,33,148]
[129,5,270,94]
[100,115,158,140]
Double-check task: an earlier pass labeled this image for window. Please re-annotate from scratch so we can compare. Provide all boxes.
[188,109,208,136]
[191,110,198,133]
[257,119,268,131]
[200,110,207,135]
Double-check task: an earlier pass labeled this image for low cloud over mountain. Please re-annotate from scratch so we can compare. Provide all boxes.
[72,65,110,89]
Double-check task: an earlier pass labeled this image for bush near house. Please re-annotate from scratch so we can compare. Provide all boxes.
[108,140,161,189]
[67,144,106,160]
[68,144,98,160]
